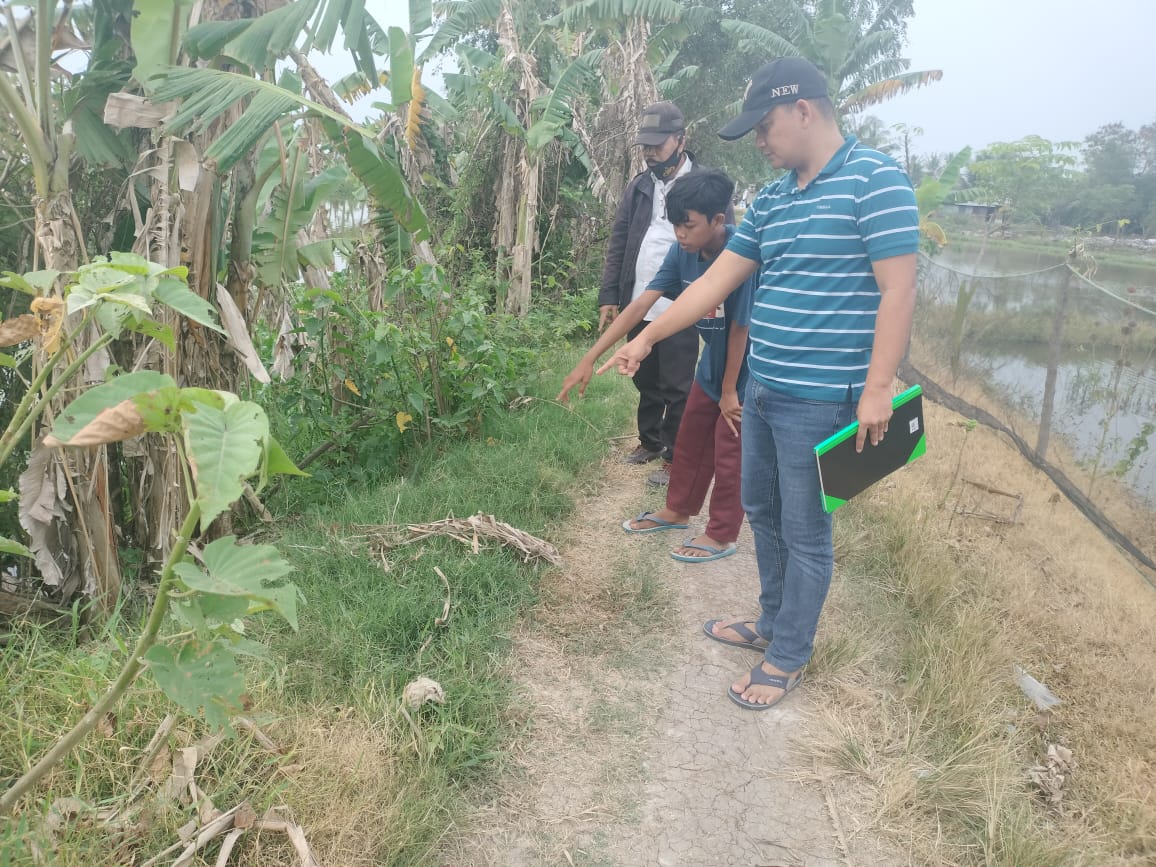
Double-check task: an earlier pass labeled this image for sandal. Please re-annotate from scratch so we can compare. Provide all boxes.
[702,619,769,652]
[728,664,803,711]
[672,538,737,563]
[622,511,689,534]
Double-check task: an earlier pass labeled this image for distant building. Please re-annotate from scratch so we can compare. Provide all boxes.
[949,202,999,222]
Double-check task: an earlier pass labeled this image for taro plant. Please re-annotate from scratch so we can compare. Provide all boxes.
[0,253,303,815]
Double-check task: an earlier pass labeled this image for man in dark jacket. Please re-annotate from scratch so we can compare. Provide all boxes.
[599,102,730,474]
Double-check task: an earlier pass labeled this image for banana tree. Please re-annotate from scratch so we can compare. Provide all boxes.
[0,0,134,606]
[425,0,629,314]
[915,146,972,254]
[548,0,683,207]
[721,0,942,116]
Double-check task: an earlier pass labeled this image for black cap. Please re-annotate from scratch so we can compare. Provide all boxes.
[718,57,829,141]
[633,101,686,146]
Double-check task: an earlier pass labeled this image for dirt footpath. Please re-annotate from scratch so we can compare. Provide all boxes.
[438,452,900,867]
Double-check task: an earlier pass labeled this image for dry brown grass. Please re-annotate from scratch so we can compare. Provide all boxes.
[219,699,413,866]
[805,387,1156,865]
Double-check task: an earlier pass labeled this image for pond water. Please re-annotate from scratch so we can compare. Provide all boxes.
[961,347,1156,507]
[921,243,1156,508]
[937,240,1156,295]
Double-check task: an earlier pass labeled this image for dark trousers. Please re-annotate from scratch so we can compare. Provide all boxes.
[666,380,744,543]
[628,321,698,460]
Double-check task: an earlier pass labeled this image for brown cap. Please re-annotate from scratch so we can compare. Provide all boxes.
[634,101,686,146]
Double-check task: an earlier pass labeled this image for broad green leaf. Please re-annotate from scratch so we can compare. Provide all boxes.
[409,0,432,34]
[0,536,32,558]
[93,300,134,339]
[69,100,136,167]
[178,388,230,412]
[0,353,19,368]
[418,0,500,62]
[0,270,59,295]
[490,92,525,137]
[550,0,684,28]
[132,0,186,92]
[253,146,309,287]
[77,264,139,293]
[525,53,600,150]
[422,87,459,122]
[322,117,429,240]
[105,252,159,275]
[197,0,315,71]
[101,288,154,315]
[155,277,225,333]
[225,636,270,659]
[305,0,381,79]
[24,270,59,292]
[172,536,297,629]
[558,128,593,173]
[133,387,184,434]
[296,240,334,270]
[50,371,177,444]
[456,44,499,74]
[182,20,251,61]
[258,436,307,492]
[184,401,267,528]
[0,489,17,503]
[186,592,250,627]
[388,27,413,105]
[647,21,690,65]
[66,283,99,314]
[153,67,375,174]
[143,639,244,730]
[125,317,176,350]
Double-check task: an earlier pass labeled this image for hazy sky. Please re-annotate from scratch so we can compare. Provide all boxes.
[331,0,1156,156]
[870,0,1156,156]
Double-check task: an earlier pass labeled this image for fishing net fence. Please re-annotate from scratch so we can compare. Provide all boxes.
[907,246,1156,575]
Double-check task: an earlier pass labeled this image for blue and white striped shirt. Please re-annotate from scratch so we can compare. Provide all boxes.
[726,136,919,402]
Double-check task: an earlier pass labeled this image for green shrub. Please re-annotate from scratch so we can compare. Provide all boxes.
[261,265,536,480]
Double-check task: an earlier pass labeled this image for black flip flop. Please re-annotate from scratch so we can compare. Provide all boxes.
[702,619,769,652]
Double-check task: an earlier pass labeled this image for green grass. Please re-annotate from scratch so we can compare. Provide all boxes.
[0,345,640,866]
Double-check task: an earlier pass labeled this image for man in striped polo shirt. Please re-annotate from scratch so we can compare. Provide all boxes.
[599,58,919,711]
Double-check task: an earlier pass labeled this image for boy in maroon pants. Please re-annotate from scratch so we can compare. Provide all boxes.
[558,170,755,562]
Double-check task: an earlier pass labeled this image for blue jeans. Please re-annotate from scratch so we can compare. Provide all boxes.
[741,380,855,673]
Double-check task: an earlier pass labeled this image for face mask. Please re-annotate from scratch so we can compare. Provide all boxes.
[648,143,684,179]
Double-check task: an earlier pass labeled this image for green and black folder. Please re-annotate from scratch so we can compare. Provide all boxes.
[814,384,927,513]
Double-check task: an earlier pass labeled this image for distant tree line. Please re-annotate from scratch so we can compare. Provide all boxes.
[857,119,1156,237]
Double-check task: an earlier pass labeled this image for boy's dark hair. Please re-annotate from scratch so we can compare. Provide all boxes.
[666,169,735,225]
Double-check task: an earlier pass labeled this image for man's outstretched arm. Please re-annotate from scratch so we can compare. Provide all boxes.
[599,251,757,377]
[557,289,662,402]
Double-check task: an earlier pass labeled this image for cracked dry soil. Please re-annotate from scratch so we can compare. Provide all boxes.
[437,449,900,867]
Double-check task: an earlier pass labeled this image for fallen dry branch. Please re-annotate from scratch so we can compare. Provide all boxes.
[0,588,69,621]
[122,713,177,806]
[235,715,282,754]
[352,513,561,565]
[140,803,247,867]
[252,812,321,867]
[142,802,321,867]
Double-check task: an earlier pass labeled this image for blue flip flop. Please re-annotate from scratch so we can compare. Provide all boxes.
[671,537,737,563]
[622,511,690,534]
[728,665,803,711]
[702,619,769,652]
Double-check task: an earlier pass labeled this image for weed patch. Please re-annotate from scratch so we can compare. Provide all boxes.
[0,345,638,864]
[806,398,1156,864]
